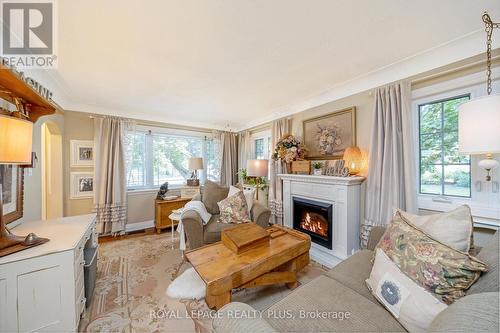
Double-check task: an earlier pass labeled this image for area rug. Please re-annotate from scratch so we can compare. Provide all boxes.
[79,231,326,333]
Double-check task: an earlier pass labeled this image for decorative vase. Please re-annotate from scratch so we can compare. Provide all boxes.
[313,169,322,176]
[286,162,292,174]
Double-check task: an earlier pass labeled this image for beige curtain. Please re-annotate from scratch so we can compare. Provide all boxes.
[362,81,417,247]
[93,117,129,235]
[218,131,238,187]
[268,117,291,225]
[238,130,250,181]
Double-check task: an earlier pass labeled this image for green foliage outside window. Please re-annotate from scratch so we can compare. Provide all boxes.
[419,95,471,197]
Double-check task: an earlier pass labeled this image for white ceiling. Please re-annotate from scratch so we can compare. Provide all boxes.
[39,0,500,130]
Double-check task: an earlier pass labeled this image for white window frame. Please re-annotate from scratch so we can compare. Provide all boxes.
[126,125,216,191]
[250,129,271,160]
[412,67,500,227]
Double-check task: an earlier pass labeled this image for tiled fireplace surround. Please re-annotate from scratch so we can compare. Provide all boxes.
[279,174,365,268]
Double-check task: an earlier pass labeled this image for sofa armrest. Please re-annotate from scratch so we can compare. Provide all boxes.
[251,201,271,229]
[366,226,386,251]
[181,210,204,249]
[213,302,277,333]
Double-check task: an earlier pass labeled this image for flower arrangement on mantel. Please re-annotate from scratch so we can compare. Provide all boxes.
[272,134,307,164]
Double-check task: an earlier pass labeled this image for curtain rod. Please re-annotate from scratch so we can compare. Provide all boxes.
[88,114,213,134]
[410,53,500,86]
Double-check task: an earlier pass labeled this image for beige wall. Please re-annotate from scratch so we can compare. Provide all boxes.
[63,112,94,216]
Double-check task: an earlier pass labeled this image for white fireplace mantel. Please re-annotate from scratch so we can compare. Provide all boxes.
[278,174,365,268]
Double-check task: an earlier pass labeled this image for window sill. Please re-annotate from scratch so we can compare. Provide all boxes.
[127,185,185,196]
[417,194,500,229]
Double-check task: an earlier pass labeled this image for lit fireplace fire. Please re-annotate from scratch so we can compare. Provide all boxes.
[300,212,328,237]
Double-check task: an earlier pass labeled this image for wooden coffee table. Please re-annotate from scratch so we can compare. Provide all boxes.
[185,224,311,309]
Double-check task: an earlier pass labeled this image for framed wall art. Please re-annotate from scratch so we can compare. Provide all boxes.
[0,165,24,224]
[70,172,94,199]
[303,107,356,160]
[70,140,94,167]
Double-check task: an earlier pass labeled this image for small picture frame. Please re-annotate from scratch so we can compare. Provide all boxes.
[70,140,94,167]
[70,172,94,199]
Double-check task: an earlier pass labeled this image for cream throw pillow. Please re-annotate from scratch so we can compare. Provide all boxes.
[366,249,448,332]
[396,205,473,252]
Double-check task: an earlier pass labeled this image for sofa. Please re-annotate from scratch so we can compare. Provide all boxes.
[213,228,500,332]
[182,181,271,249]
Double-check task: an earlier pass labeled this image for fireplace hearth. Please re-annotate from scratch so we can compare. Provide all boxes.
[293,197,332,249]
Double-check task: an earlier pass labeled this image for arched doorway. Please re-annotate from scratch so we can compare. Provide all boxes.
[41,121,63,219]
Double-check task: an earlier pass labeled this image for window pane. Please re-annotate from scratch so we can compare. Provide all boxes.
[419,95,470,198]
[255,138,265,159]
[205,138,221,182]
[152,134,203,186]
[419,103,441,134]
[420,133,442,165]
[444,165,471,197]
[420,164,443,195]
[443,131,469,164]
[125,132,146,187]
[443,96,468,132]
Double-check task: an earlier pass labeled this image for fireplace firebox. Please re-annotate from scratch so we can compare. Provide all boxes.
[293,197,332,249]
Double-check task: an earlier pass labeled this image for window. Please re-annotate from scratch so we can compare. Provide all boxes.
[251,130,271,160]
[418,95,471,197]
[125,128,220,189]
[254,138,265,159]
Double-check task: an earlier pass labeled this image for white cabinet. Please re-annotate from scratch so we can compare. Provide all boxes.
[0,214,96,333]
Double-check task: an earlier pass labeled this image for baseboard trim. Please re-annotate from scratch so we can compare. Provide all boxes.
[126,220,155,232]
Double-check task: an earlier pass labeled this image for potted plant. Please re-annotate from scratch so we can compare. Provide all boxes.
[312,162,323,175]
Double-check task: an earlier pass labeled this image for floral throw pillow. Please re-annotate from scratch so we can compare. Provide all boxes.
[375,212,488,305]
[217,191,251,224]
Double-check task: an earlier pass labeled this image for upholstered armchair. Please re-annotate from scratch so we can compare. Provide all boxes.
[182,181,271,250]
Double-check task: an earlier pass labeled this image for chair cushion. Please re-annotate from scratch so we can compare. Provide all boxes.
[428,292,499,332]
[264,275,405,332]
[203,215,236,244]
[325,250,377,303]
[202,180,229,215]
[467,231,499,295]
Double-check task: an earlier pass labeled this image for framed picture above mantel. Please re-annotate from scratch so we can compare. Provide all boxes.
[303,107,356,160]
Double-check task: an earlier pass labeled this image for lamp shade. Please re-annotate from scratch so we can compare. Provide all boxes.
[188,157,204,170]
[247,159,269,177]
[0,115,33,164]
[458,94,500,155]
[343,146,363,175]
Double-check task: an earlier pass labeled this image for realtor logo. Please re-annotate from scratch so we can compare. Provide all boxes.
[1,0,57,68]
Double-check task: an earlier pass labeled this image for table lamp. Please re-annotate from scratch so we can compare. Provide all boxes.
[343,146,363,175]
[187,157,203,186]
[458,13,500,181]
[247,159,269,200]
[0,114,49,257]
